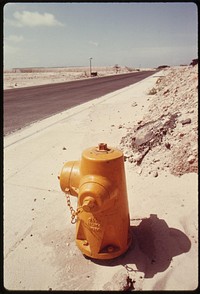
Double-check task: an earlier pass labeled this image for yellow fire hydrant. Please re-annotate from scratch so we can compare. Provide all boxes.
[59,143,132,259]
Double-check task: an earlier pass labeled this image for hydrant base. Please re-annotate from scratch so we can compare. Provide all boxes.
[76,233,132,260]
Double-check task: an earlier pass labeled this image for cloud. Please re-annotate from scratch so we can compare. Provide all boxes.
[89,40,99,47]
[11,10,64,27]
[6,34,24,42]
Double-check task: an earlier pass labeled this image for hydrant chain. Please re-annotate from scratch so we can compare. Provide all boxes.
[65,192,80,224]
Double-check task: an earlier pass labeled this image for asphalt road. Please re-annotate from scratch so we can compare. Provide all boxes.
[4,71,156,135]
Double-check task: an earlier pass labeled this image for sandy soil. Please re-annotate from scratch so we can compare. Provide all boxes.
[4,65,198,291]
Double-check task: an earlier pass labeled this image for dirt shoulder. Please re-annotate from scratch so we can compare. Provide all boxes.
[120,65,198,177]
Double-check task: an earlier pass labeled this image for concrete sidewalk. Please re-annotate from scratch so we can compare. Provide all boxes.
[4,72,198,290]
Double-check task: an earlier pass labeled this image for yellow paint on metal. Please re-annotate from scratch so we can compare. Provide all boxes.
[59,143,132,259]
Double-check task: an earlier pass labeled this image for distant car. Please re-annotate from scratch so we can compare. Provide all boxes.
[91,71,98,77]
[157,65,170,69]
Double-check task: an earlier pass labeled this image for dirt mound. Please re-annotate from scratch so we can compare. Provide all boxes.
[120,65,198,177]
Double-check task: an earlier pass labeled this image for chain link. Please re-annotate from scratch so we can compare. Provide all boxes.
[65,190,82,224]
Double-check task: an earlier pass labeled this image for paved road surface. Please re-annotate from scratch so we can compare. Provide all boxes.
[4,71,156,135]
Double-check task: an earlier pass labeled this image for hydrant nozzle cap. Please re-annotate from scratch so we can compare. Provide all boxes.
[82,197,96,212]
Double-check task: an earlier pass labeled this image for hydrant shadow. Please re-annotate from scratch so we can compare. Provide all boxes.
[91,214,191,278]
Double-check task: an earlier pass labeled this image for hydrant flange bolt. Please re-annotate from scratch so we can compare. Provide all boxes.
[107,246,114,253]
[83,240,88,246]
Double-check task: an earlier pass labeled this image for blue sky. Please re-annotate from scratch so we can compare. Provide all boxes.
[3,2,198,69]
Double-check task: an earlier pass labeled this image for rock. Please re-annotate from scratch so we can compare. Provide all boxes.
[163,89,169,95]
[135,147,150,165]
[164,162,170,167]
[152,171,158,177]
[132,102,138,107]
[187,155,195,164]
[179,133,185,138]
[165,142,171,149]
[181,118,191,125]
[153,158,160,163]
[136,168,142,175]
[126,143,131,148]
[148,87,157,95]
[128,157,134,163]
[124,150,133,158]
[163,106,168,111]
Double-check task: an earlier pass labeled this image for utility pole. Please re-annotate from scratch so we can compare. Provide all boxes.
[89,57,92,76]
